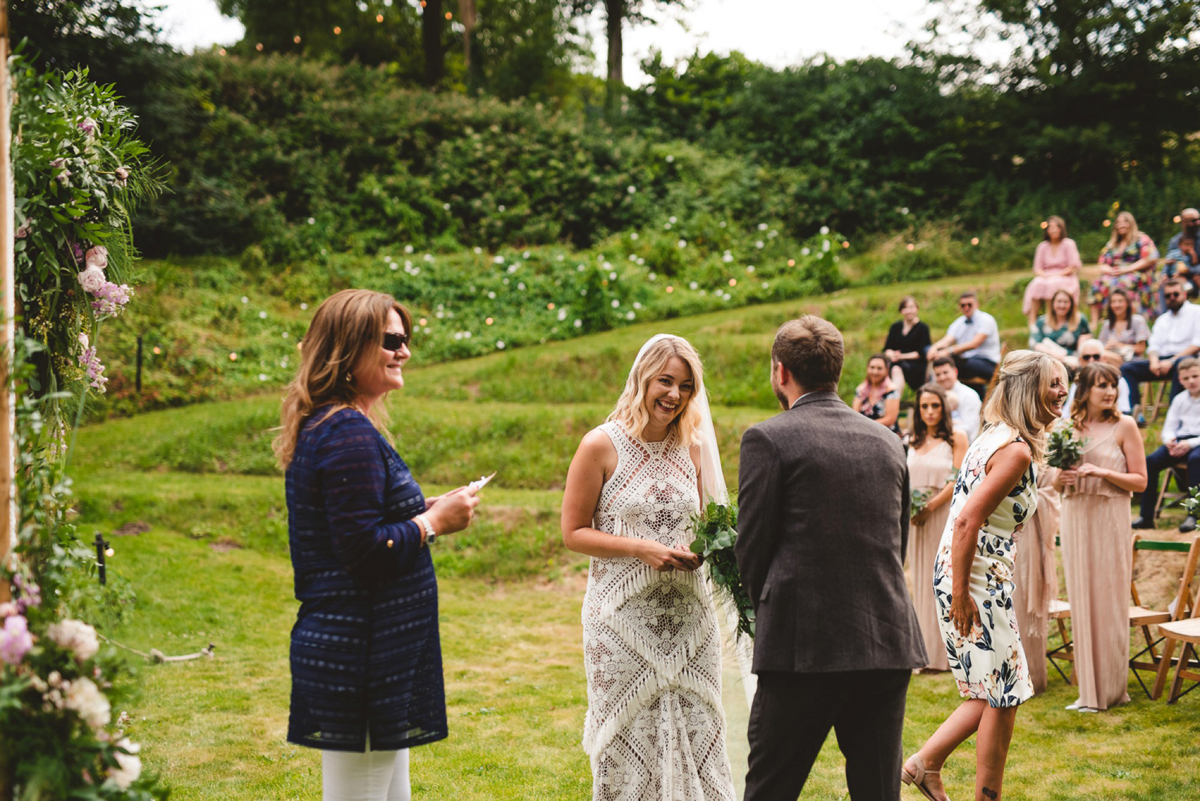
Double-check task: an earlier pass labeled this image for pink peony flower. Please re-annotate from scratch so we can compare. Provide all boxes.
[47,618,100,661]
[78,266,106,294]
[85,246,108,270]
[0,615,34,665]
[56,168,72,186]
[109,738,142,790]
[78,118,98,136]
[115,166,129,185]
[64,676,111,729]
[0,602,16,618]
[14,223,29,239]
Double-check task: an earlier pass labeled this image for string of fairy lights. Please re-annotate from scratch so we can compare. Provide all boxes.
[218,1,455,56]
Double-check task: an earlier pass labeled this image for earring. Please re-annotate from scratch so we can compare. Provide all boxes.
[344,372,353,384]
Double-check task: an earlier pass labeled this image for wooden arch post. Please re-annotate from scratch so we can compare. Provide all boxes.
[0,0,14,606]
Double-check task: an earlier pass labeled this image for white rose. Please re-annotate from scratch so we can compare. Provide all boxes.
[47,618,100,661]
[64,676,111,729]
[78,333,90,351]
[109,738,142,790]
[78,266,106,294]
[85,246,108,270]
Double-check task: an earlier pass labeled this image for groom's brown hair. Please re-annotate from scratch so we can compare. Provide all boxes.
[772,316,843,392]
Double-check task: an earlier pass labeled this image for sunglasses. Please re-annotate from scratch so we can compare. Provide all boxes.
[1165,292,1185,300]
[382,332,411,352]
[1081,353,1102,362]
[959,302,974,309]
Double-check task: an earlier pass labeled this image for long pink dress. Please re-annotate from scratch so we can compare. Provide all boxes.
[1060,423,1131,710]
[907,438,954,671]
[1012,467,1061,695]
[1023,239,1082,315]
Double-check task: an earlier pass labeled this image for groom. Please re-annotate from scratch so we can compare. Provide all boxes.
[736,316,926,800]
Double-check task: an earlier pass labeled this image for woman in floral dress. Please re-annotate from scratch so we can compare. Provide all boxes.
[1088,210,1159,327]
[902,351,1069,801]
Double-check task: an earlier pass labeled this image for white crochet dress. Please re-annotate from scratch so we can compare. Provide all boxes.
[582,422,734,801]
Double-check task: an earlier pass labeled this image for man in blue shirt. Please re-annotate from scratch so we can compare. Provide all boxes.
[927,291,1001,399]
[1134,357,1200,533]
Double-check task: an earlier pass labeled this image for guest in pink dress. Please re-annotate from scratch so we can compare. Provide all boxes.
[1024,215,1082,328]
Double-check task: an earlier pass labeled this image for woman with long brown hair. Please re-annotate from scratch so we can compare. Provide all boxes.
[1053,362,1147,712]
[1030,289,1091,368]
[906,383,968,672]
[275,289,479,800]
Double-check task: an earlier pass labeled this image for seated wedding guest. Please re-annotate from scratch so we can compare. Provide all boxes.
[1062,340,1132,415]
[1054,362,1147,713]
[883,296,932,393]
[1134,357,1200,533]
[1013,465,1061,695]
[932,356,981,442]
[906,383,967,673]
[1088,210,1159,327]
[1030,289,1090,368]
[928,291,1001,397]
[853,353,901,434]
[1096,289,1149,366]
[1120,278,1200,424]
[1162,208,1200,296]
[276,289,481,801]
[1023,215,1082,328]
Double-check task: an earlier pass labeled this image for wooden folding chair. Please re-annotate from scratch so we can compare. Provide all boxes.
[1142,380,1171,423]
[1047,598,1075,685]
[1159,613,1200,703]
[1152,458,1191,519]
[1128,534,1200,699]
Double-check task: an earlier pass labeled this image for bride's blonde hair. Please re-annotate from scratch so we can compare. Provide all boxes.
[607,336,706,447]
[981,350,1067,464]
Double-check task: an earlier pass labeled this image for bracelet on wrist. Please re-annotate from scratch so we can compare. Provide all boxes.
[416,514,438,546]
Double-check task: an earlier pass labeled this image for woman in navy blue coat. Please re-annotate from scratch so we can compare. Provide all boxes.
[275,289,479,800]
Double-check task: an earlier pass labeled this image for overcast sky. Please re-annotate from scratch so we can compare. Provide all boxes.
[152,0,955,85]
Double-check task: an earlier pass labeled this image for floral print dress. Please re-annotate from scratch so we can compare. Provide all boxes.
[933,423,1037,708]
[1088,234,1159,322]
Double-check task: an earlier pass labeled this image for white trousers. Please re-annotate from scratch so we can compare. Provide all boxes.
[321,739,410,801]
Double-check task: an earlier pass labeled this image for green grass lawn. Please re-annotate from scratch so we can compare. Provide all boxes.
[71,268,1200,799]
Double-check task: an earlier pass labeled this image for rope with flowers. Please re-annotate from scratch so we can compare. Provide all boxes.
[0,54,168,799]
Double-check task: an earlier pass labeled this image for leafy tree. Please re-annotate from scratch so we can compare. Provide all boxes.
[568,0,687,118]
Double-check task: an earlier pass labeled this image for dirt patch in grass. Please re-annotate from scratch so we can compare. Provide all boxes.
[114,520,151,536]
[210,538,244,553]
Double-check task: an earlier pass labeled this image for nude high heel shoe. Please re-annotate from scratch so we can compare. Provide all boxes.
[901,754,950,801]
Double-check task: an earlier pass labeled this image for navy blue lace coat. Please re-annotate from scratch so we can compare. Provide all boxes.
[285,406,447,752]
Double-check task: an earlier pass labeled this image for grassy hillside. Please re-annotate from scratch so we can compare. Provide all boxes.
[69,268,1200,799]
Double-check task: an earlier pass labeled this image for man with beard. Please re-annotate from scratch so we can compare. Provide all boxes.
[1121,277,1200,422]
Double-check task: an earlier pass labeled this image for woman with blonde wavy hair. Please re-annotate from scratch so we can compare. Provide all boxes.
[561,334,736,800]
[904,351,1068,801]
[276,288,479,801]
[1088,210,1160,327]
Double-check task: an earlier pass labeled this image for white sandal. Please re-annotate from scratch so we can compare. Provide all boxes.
[901,754,950,801]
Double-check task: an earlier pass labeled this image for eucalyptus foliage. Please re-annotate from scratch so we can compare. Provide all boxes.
[689,502,753,639]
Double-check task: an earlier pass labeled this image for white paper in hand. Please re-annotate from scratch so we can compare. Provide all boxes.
[468,472,496,493]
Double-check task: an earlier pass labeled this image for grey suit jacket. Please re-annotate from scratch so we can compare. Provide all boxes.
[735,391,928,673]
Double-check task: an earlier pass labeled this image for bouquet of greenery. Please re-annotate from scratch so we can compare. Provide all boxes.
[1183,486,1200,516]
[911,488,934,518]
[689,501,755,639]
[1046,421,1086,469]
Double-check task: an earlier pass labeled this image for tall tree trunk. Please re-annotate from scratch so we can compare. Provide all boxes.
[422,0,445,88]
[604,0,623,119]
[460,0,477,84]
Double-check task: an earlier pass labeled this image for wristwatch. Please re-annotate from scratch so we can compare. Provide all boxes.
[417,514,437,546]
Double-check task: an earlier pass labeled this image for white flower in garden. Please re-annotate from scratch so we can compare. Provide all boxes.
[608,272,617,280]
[64,677,110,729]
[801,247,811,256]
[823,239,831,252]
[493,255,505,264]
[109,738,142,790]
[574,319,583,328]
[557,253,565,260]
[626,311,635,320]
[517,282,526,291]
[602,261,612,270]
[722,252,733,263]
[405,245,414,253]
[557,309,567,321]
[307,217,316,225]
[424,253,433,262]
[523,251,531,259]
[78,117,98,136]
[115,166,130,184]
[820,225,830,235]
[507,264,518,274]
[758,223,768,231]
[689,282,699,290]
[669,216,677,224]
[56,167,72,186]
[664,222,671,230]
[300,303,308,311]
[628,254,637,262]
[677,239,686,248]
[755,241,764,249]
[474,247,483,255]
[719,221,727,228]
[577,264,585,272]
[77,266,105,293]
[666,155,674,163]
[258,374,269,381]
[85,246,108,270]
[762,282,769,289]
[611,300,620,308]
[443,203,450,210]
[14,223,29,239]
[496,341,506,350]
[901,206,910,215]
[637,257,645,265]
[78,332,90,350]
[768,229,778,238]
[259,311,268,319]
[389,263,398,270]
[487,291,496,299]
[627,186,636,194]
[46,619,100,662]
[648,272,656,280]
[630,232,638,240]
[0,602,16,618]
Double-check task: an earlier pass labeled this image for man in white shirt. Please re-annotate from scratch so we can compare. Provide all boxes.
[927,291,1001,398]
[1134,357,1200,532]
[1120,278,1200,420]
[1062,340,1132,417]
[932,356,981,442]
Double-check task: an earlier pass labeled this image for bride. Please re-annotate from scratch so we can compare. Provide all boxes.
[561,334,736,801]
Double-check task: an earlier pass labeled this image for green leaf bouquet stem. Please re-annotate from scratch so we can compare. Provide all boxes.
[1046,421,1087,469]
[1183,486,1200,517]
[910,488,934,518]
[689,502,754,638]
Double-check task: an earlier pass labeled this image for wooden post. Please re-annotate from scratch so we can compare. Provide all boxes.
[0,0,13,607]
